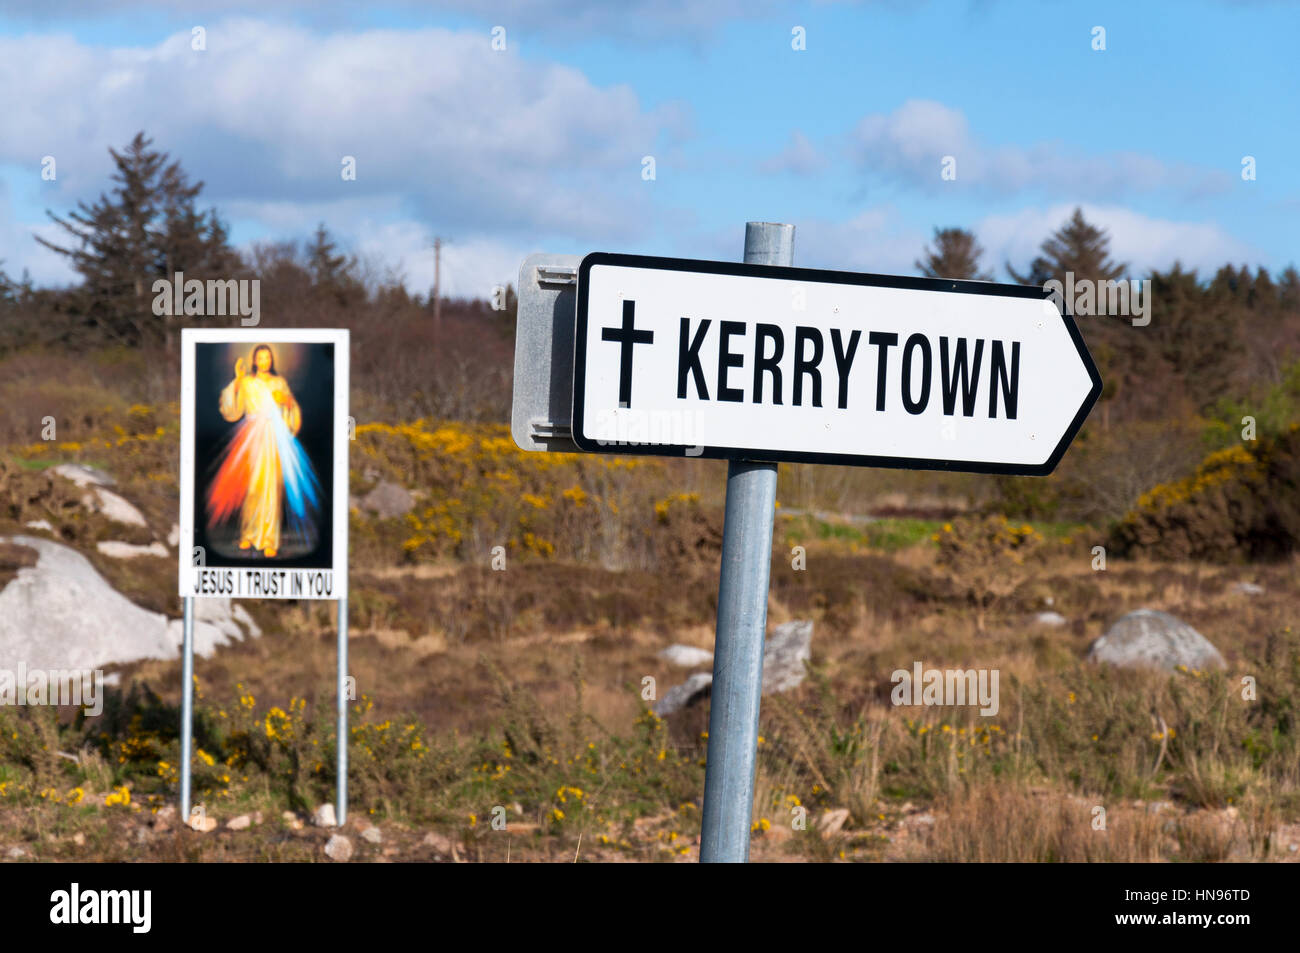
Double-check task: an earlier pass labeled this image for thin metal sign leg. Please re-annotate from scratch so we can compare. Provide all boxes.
[337,596,348,827]
[700,460,779,862]
[180,596,194,825]
[699,222,794,863]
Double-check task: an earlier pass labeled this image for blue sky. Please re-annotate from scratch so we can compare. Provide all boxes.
[0,0,1295,297]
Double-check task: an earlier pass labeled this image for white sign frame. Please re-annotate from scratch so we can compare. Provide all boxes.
[179,328,349,600]
[571,253,1102,475]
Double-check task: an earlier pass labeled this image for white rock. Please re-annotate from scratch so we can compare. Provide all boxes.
[1034,611,1067,627]
[165,597,260,659]
[226,814,252,831]
[1087,609,1225,671]
[360,480,415,519]
[657,644,714,668]
[1229,581,1264,596]
[23,520,53,533]
[361,826,383,845]
[6,846,27,859]
[81,488,147,528]
[763,620,813,694]
[421,832,454,854]
[654,619,814,715]
[653,673,714,716]
[818,808,850,835]
[167,523,180,548]
[0,536,260,670]
[188,814,217,833]
[324,834,353,861]
[51,463,114,488]
[96,540,169,559]
[313,803,338,828]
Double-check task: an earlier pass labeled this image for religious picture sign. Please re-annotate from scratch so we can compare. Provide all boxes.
[179,328,349,600]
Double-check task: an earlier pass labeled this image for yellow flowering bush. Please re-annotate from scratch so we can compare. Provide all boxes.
[934,515,1044,631]
[352,419,702,569]
[1110,426,1300,560]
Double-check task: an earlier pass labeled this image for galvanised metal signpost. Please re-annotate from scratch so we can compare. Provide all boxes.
[511,220,1101,863]
[698,223,793,862]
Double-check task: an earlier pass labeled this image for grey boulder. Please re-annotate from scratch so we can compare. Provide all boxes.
[359,480,415,519]
[1087,609,1224,671]
[653,619,813,715]
[0,536,259,671]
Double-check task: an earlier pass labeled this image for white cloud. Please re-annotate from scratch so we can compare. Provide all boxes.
[771,207,926,276]
[0,182,77,287]
[0,1,823,40]
[759,130,829,176]
[977,203,1259,279]
[0,20,688,288]
[850,99,1231,199]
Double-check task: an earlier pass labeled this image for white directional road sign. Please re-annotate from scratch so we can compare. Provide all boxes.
[571,253,1102,475]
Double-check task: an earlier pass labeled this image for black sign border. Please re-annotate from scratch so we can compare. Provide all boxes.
[571,252,1103,476]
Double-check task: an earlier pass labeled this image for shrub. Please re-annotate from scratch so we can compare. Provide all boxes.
[1109,425,1300,561]
[933,515,1044,631]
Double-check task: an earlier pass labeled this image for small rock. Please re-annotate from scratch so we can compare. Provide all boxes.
[1087,609,1225,672]
[511,802,523,816]
[324,834,353,862]
[653,619,814,715]
[763,620,813,694]
[188,814,217,833]
[96,540,169,560]
[24,519,53,533]
[1034,611,1067,627]
[72,833,86,847]
[52,463,115,488]
[1229,581,1265,596]
[818,808,850,836]
[167,523,180,548]
[657,644,714,668]
[80,488,148,528]
[652,672,713,717]
[912,812,936,827]
[1289,843,1298,854]
[282,811,305,831]
[151,805,177,831]
[6,846,26,859]
[421,832,454,855]
[226,814,252,831]
[361,827,383,845]
[359,480,415,519]
[313,803,338,828]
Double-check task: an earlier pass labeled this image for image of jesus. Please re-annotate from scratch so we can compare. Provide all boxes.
[205,344,321,558]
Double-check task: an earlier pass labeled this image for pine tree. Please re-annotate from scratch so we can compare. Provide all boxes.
[915,227,993,281]
[36,131,236,346]
[304,223,361,305]
[1006,207,1126,286]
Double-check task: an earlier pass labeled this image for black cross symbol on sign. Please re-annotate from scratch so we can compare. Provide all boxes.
[601,299,654,406]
